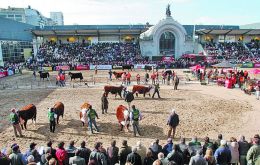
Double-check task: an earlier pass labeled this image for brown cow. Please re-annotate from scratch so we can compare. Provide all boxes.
[17,104,37,130]
[53,102,64,124]
[132,85,152,97]
[104,85,125,98]
[113,71,126,79]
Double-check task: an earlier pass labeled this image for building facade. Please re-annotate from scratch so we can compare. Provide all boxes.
[50,12,64,25]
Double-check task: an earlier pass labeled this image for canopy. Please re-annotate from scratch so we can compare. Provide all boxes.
[190,65,205,71]
[249,68,260,75]
[211,61,234,68]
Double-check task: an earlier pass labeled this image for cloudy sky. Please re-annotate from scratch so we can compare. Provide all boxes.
[1,0,260,25]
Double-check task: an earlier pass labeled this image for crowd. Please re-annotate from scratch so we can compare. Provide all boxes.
[1,133,260,165]
[203,41,260,65]
[36,42,147,66]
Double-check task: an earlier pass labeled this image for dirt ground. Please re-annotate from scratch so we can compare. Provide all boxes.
[0,69,259,152]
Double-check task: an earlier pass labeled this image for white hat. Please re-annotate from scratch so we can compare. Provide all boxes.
[220,140,227,146]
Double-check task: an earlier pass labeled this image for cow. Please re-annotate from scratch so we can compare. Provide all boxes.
[144,65,153,72]
[38,71,50,81]
[53,102,64,124]
[17,104,37,130]
[113,71,126,79]
[104,85,126,98]
[68,72,83,81]
[132,85,153,97]
[122,65,134,71]
[80,102,91,126]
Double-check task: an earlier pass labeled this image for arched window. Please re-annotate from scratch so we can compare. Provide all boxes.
[159,31,175,55]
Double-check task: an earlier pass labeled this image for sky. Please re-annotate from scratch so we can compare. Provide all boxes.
[1,0,260,25]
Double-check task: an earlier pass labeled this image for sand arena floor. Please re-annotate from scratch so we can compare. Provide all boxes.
[0,69,259,152]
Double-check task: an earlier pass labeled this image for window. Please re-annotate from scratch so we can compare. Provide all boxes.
[159,31,175,55]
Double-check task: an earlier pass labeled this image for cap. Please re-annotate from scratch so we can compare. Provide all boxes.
[30,142,37,149]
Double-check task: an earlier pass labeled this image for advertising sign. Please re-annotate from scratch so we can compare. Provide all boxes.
[56,66,70,71]
[75,65,90,70]
[90,65,112,70]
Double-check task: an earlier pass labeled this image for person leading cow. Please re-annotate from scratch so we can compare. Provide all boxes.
[87,105,100,134]
[9,108,23,137]
[130,105,143,137]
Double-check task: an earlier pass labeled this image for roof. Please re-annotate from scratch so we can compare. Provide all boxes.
[32,25,148,36]
[0,17,33,41]
[196,29,260,35]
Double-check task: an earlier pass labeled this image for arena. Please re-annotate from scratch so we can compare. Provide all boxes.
[0,3,260,165]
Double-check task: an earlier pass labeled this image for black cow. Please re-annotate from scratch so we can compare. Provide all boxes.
[144,65,152,72]
[68,72,83,81]
[38,71,50,80]
[17,104,37,130]
[122,65,134,71]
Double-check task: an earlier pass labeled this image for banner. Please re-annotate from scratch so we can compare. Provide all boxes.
[90,65,112,70]
[75,65,90,70]
[112,66,123,69]
[134,64,145,69]
[162,56,175,62]
[42,67,53,71]
[254,63,260,68]
[241,63,254,68]
[56,65,70,71]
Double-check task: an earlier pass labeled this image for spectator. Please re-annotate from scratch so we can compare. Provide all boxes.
[45,141,56,160]
[66,141,77,158]
[9,144,26,165]
[202,137,214,156]
[228,137,239,165]
[189,149,207,165]
[163,138,174,156]
[78,141,91,165]
[178,137,191,164]
[89,142,107,165]
[150,139,163,160]
[24,142,40,163]
[166,144,184,165]
[238,135,250,165]
[119,140,132,165]
[126,147,142,165]
[69,149,85,165]
[214,140,231,165]
[246,137,260,165]
[204,148,216,165]
[143,149,154,165]
[135,141,147,162]
[56,142,68,165]
[107,140,119,165]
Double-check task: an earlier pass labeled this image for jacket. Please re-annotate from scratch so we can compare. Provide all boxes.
[214,146,231,165]
[247,144,260,165]
[167,113,179,127]
[126,152,142,165]
[9,152,26,165]
[119,146,131,165]
[56,148,68,165]
[69,156,85,165]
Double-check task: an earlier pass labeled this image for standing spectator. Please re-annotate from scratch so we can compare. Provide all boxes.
[89,142,107,165]
[202,137,214,156]
[130,105,143,137]
[163,138,174,156]
[126,72,131,85]
[214,140,231,165]
[107,140,119,165]
[178,137,191,164]
[136,74,141,85]
[246,137,260,165]
[45,141,56,160]
[150,139,163,160]
[188,137,202,157]
[145,72,149,84]
[78,141,91,165]
[87,105,100,134]
[119,140,132,165]
[24,142,40,161]
[126,147,142,165]
[157,152,169,165]
[27,155,37,165]
[167,109,179,139]
[213,134,223,153]
[47,108,56,133]
[101,93,109,114]
[108,69,112,81]
[166,144,184,165]
[152,83,161,99]
[66,141,77,158]
[135,141,147,162]
[0,150,11,165]
[143,149,154,165]
[9,144,26,165]
[69,149,85,165]
[189,150,207,165]
[256,85,260,100]
[56,142,68,165]
[238,135,250,165]
[173,75,179,90]
[9,108,23,137]
[204,148,216,165]
[228,137,239,165]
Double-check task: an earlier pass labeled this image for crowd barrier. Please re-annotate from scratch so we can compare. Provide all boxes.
[90,65,112,70]
[0,70,8,78]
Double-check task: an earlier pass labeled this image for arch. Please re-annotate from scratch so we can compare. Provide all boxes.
[159,31,175,55]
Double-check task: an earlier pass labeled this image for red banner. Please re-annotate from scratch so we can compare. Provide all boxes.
[254,63,260,68]
[75,65,90,70]
[162,56,175,62]
[0,71,7,78]
[56,66,70,71]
